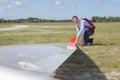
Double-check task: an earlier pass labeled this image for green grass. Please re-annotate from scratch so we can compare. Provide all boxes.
[0,23,13,28]
[0,23,75,45]
[0,22,120,80]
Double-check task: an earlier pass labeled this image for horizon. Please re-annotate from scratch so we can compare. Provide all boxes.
[1,16,120,21]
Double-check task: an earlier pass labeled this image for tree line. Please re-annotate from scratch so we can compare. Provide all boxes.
[0,17,71,23]
[92,16,120,22]
[0,16,120,23]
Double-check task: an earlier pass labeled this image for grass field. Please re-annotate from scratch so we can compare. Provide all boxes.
[0,23,75,45]
[0,22,120,80]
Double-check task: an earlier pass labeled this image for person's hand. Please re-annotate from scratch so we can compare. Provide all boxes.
[74,40,78,45]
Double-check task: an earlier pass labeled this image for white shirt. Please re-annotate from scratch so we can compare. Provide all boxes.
[76,19,92,39]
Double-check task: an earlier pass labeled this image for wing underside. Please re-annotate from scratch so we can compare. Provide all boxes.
[0,44,76,80]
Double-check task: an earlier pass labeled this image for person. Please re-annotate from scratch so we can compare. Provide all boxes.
[72,16,95,46]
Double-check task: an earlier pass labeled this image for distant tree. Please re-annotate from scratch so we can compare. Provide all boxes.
[0,19,5,23]
[0,16,120,23]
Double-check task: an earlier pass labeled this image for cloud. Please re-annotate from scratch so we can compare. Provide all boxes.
[7,1,22,9]
[53,0,77,10]
[68,0,77,8]
[55,0,61,6]
[69,3,76,8]
[0,0,38,12]
[0,0,6,11]
[0,0,22,11]
[53,0,63,10]
[0,7,4,11]
[0,0,6,3]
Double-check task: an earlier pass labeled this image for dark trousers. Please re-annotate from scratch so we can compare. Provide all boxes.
[81,29,94,46]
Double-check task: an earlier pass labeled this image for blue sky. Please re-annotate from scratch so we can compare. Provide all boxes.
[0,0,120,19]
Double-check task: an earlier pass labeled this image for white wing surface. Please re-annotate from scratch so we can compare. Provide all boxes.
[0,44,76,80]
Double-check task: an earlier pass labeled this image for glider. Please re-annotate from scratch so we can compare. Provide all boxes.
[0,44,76,80]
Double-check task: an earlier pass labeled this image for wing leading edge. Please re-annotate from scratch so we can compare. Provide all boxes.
[0,44,76,80]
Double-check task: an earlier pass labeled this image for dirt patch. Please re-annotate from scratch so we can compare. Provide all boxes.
[0,25,28,31]
[105,71,120,80]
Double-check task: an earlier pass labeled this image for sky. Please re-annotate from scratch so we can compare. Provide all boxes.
[0,0,120,20]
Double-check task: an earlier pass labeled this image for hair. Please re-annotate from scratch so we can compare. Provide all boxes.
[72,16,78,19]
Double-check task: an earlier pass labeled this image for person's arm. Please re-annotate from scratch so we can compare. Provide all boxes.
[76,20,85,43]
[75,24,79,37]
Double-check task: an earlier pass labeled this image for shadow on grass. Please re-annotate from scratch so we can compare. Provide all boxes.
[92,43,107,46]
[54,47,107,80]
[92,42,117,46]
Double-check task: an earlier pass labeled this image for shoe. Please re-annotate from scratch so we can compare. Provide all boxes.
[89,38,94,45]
[81,43,87,46]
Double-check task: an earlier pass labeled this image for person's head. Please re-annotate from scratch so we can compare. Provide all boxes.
[72,16,78,23]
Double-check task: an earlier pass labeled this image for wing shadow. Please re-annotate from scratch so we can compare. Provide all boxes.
[54,47,107,80]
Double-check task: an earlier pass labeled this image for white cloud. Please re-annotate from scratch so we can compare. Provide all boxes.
[0,0,6,3]
[68,0,77,8]
[0,0,9,4]
[53,0,63,10]
[53,0,78,10]
[55,0,61,6]
[70,4,76,8]
[0,7,4,11]
[0,0,39,11]
[0,0,23,11]
[7,1,22,9]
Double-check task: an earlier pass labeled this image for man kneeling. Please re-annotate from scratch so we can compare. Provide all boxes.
[72,16,95,46]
